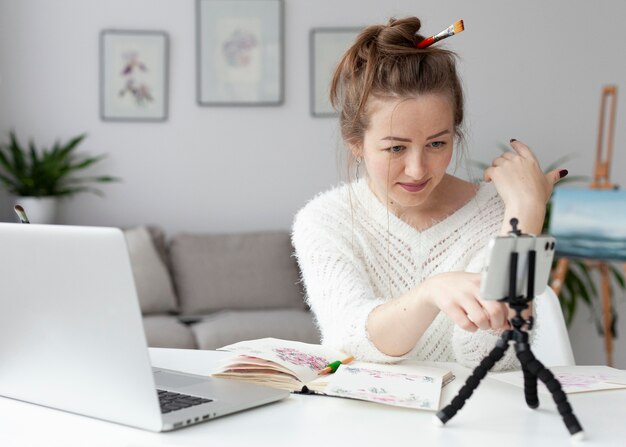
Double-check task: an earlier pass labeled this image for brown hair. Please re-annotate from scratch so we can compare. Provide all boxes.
[330,17,465,149]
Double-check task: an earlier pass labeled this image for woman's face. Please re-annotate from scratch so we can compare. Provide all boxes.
[356,93,455,215]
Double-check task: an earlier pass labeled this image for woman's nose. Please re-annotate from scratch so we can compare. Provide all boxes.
[404,149,425,179]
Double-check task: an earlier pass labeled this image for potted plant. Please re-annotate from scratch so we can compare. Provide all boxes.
[0,130,119,223]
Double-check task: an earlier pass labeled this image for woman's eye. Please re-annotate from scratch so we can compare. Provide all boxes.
[429,141,446,149]
[387,145,404,154]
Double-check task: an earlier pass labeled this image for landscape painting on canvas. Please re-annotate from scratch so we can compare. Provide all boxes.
[550,188,626,260]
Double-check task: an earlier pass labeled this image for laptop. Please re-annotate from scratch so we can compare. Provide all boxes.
[0,222,289,431]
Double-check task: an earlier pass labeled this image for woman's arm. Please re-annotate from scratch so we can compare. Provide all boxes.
[367,272,509,356]
[484,139,564,236]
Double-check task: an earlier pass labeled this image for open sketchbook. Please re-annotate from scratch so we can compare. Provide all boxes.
[211,338,455,411]
[490,365,626,395]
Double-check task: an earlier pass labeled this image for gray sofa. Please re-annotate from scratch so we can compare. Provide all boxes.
[123,226,320,350]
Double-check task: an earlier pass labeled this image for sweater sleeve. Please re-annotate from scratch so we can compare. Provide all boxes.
[292,208,404,364]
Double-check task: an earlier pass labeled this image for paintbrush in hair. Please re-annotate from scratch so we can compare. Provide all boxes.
[14,204,30,224]
[417,19,465,49]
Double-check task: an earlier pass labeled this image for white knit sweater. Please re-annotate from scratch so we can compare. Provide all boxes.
[292,178,522,371]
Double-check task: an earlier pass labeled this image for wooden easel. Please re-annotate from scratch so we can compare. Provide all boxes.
[550,85,619,367]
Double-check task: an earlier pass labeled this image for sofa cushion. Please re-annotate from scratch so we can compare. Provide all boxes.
[142,315,197,349]
[124,226,178,314]
[170,231,305,314]
[144,225,170,270]
[190,309,320,350]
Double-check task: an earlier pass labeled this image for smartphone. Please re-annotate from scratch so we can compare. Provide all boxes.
[479,234,556,301]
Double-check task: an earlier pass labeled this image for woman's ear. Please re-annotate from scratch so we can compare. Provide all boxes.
[349,142,363,159]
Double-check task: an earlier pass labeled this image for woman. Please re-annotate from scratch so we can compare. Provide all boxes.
[292,17,565,370]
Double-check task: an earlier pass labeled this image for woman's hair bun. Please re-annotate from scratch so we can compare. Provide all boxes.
[377,16,424,49]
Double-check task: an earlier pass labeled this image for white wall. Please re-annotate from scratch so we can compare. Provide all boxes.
[1,0,625,366]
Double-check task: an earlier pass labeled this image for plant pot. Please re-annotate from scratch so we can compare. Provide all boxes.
[13,196,58,224]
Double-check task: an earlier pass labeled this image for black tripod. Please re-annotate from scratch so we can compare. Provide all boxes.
[435,220,584,439]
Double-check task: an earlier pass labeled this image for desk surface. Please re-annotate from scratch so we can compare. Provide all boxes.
[0,348,624,447]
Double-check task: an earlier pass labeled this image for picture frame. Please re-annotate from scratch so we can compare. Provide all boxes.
[100,30,169,122]
[196,0,283,106]
[310,27,361,117]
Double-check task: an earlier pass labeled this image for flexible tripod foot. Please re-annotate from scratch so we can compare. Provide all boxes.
[516,349,584,437]
[522,365,539,409]
[435,336,509,425]
[431,415,445,427]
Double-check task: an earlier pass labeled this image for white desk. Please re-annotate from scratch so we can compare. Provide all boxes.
[0,348,624,447]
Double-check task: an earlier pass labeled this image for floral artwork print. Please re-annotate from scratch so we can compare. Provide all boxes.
[222,29,258,67]
[491,366,626,395]
[343,366,435,384]
[329,387,433,409]
[101,30,167,121]
[197,0,282,105]
[273,347,328,371]
[324,364,444,410]
[118,51,153,105]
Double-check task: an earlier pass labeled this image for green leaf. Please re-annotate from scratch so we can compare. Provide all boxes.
[572,260,598,297]
[65,175,120,184]
[545,153,579,172]
[556,175,588,185]
[559,286,574,325]
[467,159,490,170]
[68,154,106,171]
[8,130,27,177]
[609,264,626,290]
[0,172,19,192]
[0,149,18,177]
[497,143,509,153]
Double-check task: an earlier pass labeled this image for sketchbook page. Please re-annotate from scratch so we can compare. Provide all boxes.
[217,338,348,385]
[322,361,448,410]
[306,360,453,394]
[489,365,626,394]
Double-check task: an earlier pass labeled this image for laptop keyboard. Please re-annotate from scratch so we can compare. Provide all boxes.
[157,389,213,414]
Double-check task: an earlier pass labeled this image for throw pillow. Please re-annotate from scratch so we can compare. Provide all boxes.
[124,226,178,314]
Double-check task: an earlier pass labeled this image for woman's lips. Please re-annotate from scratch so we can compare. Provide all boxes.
[398,179,430,192]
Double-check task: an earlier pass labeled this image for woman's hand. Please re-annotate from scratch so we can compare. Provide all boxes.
[484,139,564,211]
[421,272,509,332]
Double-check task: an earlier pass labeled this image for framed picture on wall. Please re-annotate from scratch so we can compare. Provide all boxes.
[196,0,283,106]
[310,28,361,117]
[100,30,169,121]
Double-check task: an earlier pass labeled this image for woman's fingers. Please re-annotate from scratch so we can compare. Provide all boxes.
[444,287,491,331]
[491,151,518,167]
[446,305,479,332]
[509,139,537,161]
[546,168,568,186]
[431,272,509,332]
[481,300,509,330]
[448,297,507,332]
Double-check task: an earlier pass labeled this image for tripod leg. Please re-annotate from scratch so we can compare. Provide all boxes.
[435,334,510,425]
[516,349,584,438]
[522,365,539,409]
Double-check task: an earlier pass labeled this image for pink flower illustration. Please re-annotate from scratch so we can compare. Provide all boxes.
[273,348,328,371]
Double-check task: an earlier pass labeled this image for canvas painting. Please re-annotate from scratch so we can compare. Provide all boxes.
[550,188,626,260]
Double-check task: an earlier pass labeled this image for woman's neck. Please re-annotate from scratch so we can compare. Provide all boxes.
[371,175,478,231]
